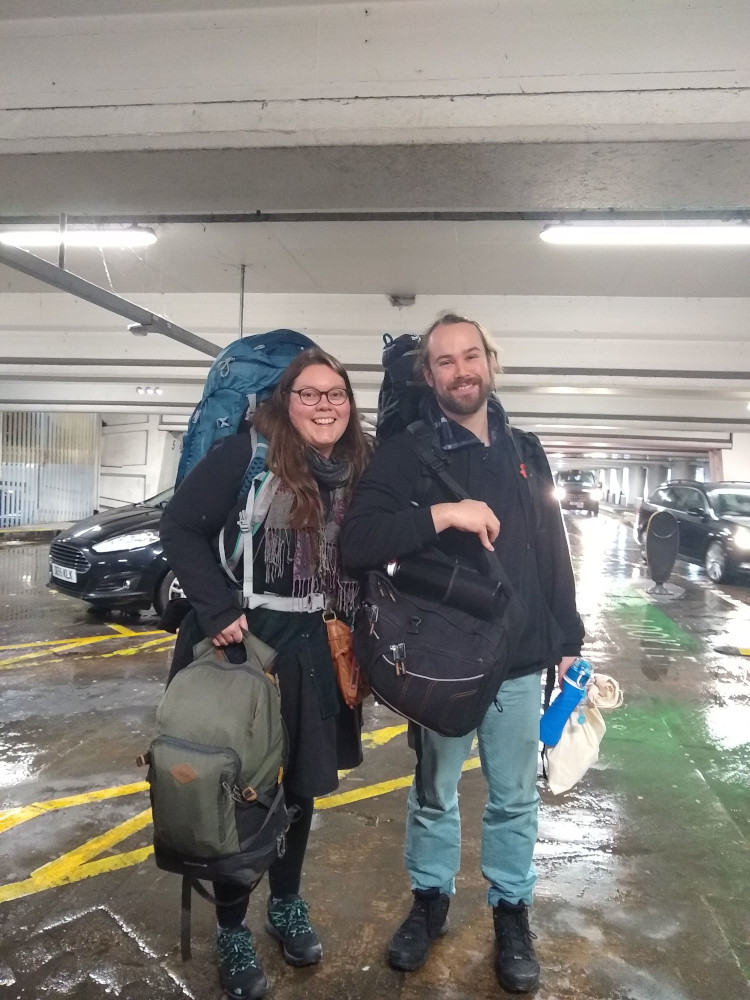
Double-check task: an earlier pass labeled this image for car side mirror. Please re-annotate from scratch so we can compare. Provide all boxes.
[686,507,706,518]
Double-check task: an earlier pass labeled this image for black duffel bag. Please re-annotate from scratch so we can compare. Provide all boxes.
[352,424,526,737]
[353,557,525,737]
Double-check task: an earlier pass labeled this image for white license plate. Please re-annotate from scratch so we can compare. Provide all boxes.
[51,563,77,583]
[570,501,584,509]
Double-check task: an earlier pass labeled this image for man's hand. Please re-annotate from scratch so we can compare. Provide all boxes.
[212,614,248,647]
[431,499,500,551]
[557,655,579,688]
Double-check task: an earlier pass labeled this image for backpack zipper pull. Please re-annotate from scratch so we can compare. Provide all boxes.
[366,603,379,635]
[390,642,406,674]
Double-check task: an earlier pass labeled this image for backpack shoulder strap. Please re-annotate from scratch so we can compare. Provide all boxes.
[404,423,515,591]
[218,428,271,583]
[235,471,278,597]
[404,421,470,502]
[508,426,543,533]
[236,426,268,502]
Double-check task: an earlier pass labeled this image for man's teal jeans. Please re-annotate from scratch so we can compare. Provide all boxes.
[404,671,541,907]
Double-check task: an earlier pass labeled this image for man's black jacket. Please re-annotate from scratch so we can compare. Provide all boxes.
[340,417,584,680]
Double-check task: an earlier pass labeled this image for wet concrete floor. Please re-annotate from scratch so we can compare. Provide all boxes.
[0,515,748,1000]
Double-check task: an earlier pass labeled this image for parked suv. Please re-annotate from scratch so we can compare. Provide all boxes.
[635,480,750,583]
[48,488,182,613]
[553,469,602,516]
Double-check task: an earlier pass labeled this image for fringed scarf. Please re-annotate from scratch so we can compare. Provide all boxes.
[262,451,359,615]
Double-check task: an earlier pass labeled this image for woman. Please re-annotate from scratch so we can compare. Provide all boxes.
[160,347,371,1000]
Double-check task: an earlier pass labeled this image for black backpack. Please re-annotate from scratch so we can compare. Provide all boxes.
[376,333,429,440]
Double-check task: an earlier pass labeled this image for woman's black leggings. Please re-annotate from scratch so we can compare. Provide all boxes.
[214,790,315,929]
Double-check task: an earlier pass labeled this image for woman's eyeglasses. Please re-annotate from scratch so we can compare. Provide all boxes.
[290,387,350,406]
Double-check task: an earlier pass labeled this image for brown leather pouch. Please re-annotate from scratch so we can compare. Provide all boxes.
[323,610,370,708]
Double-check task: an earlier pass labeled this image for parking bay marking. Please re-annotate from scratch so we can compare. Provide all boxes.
[0,627,167,652]
[0,631,173,669]
[0,725,480,903]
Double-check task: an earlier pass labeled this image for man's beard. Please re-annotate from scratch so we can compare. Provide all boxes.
[434,376,492,417]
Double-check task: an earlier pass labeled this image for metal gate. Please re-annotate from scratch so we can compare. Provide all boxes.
[0,413,98,527]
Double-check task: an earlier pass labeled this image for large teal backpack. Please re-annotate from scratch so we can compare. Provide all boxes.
[175,329,317,491]
[139,632,289,958]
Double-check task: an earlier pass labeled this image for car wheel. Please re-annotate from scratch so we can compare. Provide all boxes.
[705,542,729,583]
[154,570,185,615]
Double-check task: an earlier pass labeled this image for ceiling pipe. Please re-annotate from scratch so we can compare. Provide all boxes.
[0,243,220,358]
[58,212,66,270]
[239,263,246,338]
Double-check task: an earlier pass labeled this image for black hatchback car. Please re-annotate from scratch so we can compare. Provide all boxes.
[553,469,602,516]
[48,488,182,613]
[635,480,750,583]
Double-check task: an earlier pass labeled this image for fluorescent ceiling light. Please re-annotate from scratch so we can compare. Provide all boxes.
[540,223,750,246]
[0,228,157,248]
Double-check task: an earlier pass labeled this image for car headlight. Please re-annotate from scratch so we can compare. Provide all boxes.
[590,489,602,502]
[92,530,160,553]
[553,486,566,501]
[732,526,750,550]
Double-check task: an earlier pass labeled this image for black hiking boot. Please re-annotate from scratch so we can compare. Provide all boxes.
[216,925,268,1000]
[387,888,450,971]
[492,900,540,993]
[265,894,323,966]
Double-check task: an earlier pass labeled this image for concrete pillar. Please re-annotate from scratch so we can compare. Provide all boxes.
[708,450,724,481]
[693,459,709,483]
[608,468,624,505]
[654,464,669,486]
[627,464,647,505]
[670,459,693,480]
[643,465,659,499]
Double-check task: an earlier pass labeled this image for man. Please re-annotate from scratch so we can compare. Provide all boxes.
[340,313,584,993]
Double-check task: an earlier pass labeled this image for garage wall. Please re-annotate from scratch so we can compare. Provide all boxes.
[99,415,181,510]
[720,434,750,482]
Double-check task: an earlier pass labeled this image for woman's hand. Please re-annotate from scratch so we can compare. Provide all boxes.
[431,499,500,551]
[212,614,248,647]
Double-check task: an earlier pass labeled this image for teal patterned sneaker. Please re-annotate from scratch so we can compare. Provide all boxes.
[216,924,268,1000]
[264,894,323,967]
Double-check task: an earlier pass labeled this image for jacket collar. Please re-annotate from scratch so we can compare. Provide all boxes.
[424,394,509,452]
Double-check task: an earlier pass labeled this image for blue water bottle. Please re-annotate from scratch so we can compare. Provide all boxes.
[539,658,592,747]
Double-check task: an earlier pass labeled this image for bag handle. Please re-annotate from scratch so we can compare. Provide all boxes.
[192,630,277,674]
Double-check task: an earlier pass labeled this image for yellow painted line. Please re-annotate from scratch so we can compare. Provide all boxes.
[362,723,408,748]
[0,630,166,652]
[0,782,149,834]
[106,623,144,637]
[0,809,154,903]
[98,637,175,658]
[0,725,481,902]
[0,634,174,670]
[317,756,480,810]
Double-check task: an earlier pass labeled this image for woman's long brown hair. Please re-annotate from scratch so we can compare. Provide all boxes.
[252,347,372,529]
